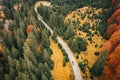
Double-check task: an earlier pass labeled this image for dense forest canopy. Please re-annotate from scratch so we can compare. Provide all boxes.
[0,0,119,80]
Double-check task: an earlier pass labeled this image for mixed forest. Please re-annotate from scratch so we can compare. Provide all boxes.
[0,0,120,80]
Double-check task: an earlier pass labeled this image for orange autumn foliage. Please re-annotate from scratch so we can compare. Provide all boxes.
[108,29,120,55]
[26,25,33,33]
[107,9,120,23]
[100,44,120,80]
[116,15,120,24]
[107,23,120,36]
[36,47,41,53]
[115,3,120,10]
[100,67,113,80]
[115,64,120,78]
[115,25,120,31]
[0,46,2,52]
[100,1,120,80]
[2,29,7,33]
[26,38,30,43]
[0,46,5,63]
[2,29,12,34]
[107,23,117,36]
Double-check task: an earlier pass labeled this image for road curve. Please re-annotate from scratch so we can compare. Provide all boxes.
[35,6,83,80]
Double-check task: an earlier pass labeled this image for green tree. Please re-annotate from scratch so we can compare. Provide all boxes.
[41,73,48,80]
[41,30,49,49]
[15,72,29,80]
[64,24,74,40]
[23,42,37,66]
[27,32,37,54]
[5,74,12,80]
[11,46,20,59]
[90,51,107,77]
[44,50,49,61]
[73,37,87,53]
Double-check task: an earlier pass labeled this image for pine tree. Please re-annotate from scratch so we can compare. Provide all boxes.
[27,32,37,54]
[15,72,29,80]
[41,72,48,80]
[64,24,74,40]
[41,30,49,49]
[43,62,51,78]
[11,46,20,59]
[5,74,12,80]
[44,50,49,61]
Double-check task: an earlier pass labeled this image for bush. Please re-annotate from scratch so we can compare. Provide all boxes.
[65,55,69,62]
[94,52,100,56]
[79,62,86,73]
[88,37,92,42]
[70,37,87,53]
[76,55,79,59]
[95,44,98,47]
[58,43,62,49]
[62,49,66,56]
[63,58,66,67]
[76,37,87,52]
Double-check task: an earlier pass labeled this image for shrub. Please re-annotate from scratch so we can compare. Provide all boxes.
[58,43,62,49]
[95,44,98,47]
[63,58,66,67]
[94,52,100,56]
[79,62,86,73]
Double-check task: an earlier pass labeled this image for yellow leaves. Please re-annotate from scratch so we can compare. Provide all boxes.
[1,13,4,18]
[0,12,5,22]
[0,46,6,63]
[0,12,5,18]
[0,45,2,52]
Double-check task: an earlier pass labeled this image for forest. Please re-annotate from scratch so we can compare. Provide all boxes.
[0,0,54,80]
[0,0,120,80]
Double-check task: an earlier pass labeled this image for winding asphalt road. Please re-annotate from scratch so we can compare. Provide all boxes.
[35,6,83,80]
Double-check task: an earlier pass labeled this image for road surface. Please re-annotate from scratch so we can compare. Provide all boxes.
[35,6,83,80]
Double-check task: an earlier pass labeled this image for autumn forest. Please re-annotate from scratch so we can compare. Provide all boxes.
[0,0,120,80]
